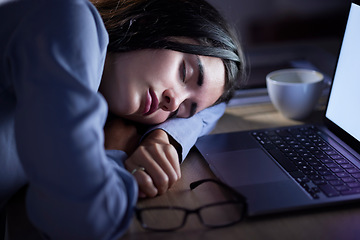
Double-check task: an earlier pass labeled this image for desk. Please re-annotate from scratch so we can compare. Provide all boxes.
[122,102,360,240]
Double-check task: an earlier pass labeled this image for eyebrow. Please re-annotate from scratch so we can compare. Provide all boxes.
[188,56,203,118]
[196,55,204,87]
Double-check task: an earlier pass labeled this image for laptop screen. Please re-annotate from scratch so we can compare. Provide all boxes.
[325,1,360,145]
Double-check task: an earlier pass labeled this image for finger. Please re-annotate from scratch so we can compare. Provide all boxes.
[126,145,178,195]
[141,159,170,195]
[133,169,158,198]
[129,146,171,195]
[151,146,180,189]
[143,146,182,194]
[125,160,159,198]
[163,144,181,179]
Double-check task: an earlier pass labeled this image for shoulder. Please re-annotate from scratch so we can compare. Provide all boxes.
[4,0,108,91]
[9,0,105,33]
[12,0,108,51]
[35,0,104,29]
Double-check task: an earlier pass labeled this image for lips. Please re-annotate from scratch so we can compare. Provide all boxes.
[143,88,159,116]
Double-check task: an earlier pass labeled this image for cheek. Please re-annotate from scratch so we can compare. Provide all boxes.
[197,87,224,111]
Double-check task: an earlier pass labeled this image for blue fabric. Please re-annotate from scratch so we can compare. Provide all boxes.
[0,0,224,239]
[0,0,136,239]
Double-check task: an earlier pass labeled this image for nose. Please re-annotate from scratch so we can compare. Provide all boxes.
[160,89,185,112]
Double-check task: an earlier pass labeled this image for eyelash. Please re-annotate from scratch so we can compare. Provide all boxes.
[181,61,186,82]
[169,108,179,119]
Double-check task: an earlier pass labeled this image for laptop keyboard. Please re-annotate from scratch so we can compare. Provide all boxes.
[252,125,360,199]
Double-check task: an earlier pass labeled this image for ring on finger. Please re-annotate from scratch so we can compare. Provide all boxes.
[131,167,145,175]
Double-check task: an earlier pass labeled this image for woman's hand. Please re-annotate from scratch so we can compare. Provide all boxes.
[104,115,181,198]
[125,129,181,198]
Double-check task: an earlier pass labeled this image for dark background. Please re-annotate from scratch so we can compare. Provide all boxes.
[206,0,349,51]
[206,0,350,90]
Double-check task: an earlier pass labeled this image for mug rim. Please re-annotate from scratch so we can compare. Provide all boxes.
[266,68,324,85]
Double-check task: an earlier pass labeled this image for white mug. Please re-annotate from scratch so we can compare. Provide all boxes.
[266,69,324,120]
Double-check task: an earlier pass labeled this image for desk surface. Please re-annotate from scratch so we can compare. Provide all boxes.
[122,102,360,240]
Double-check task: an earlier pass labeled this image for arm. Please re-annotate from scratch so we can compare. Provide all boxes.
[103,103,225,198]
[126,103,226,197]
[11,1,136,239]
[152,103,226,161]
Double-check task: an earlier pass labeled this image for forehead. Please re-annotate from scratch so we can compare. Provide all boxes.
[201,55,225,88]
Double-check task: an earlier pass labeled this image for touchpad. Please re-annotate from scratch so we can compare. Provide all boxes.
[206,148,289,187]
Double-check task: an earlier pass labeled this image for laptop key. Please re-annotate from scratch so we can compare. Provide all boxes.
[324,175,338,181]
[335,185,349,191]
[340,188,360,196]
[330,154,345,160]
[289,171,305,178]
[319,184,340,197]
[313,179,326,185]
[318,170,332,176]
[346,168,360,174]
[342,163,355,169]
[262,142,276,150]
[329,180,344,186]
[267,149,297,172]
[346,182,360,188]
[336,172,350,178]
[351,173,360,179]
[320,157,335,164]
[330,167,344,173]
[336,159,349,164]
[341,177,356,183]
[325,163,338,168]
[321,146,334,151]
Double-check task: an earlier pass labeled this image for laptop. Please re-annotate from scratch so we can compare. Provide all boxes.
[195,0,360,217]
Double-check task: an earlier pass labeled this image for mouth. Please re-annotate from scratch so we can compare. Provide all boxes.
[143,88,159,116]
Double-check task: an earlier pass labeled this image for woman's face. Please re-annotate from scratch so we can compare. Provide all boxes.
[99,48,225,125]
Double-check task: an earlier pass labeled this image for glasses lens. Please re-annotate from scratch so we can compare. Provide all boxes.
[138,208,186,231]
[199,202,244,227]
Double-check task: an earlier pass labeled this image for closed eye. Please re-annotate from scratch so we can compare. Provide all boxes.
[168,108,179,119]
[181,60,186,82]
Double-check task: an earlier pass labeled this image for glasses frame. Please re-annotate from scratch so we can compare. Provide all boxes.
[135,178,248,232]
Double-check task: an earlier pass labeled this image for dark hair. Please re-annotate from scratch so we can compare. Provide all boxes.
[91,0,246,104]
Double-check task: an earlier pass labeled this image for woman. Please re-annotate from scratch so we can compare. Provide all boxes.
[0,0,244,239]
[95,0,245,199]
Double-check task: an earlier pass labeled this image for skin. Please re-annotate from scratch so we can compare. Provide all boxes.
[99,48,225,125]
[100,47,225,198]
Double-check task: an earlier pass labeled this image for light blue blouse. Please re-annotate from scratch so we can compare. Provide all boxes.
[0,0,225,239]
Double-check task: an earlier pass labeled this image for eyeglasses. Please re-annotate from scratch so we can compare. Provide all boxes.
[135,179,247,231]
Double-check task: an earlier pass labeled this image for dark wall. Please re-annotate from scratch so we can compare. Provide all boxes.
[206,0,349,48]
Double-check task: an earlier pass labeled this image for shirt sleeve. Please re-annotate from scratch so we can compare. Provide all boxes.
[145,103,226,162]
[9,1,137,239]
